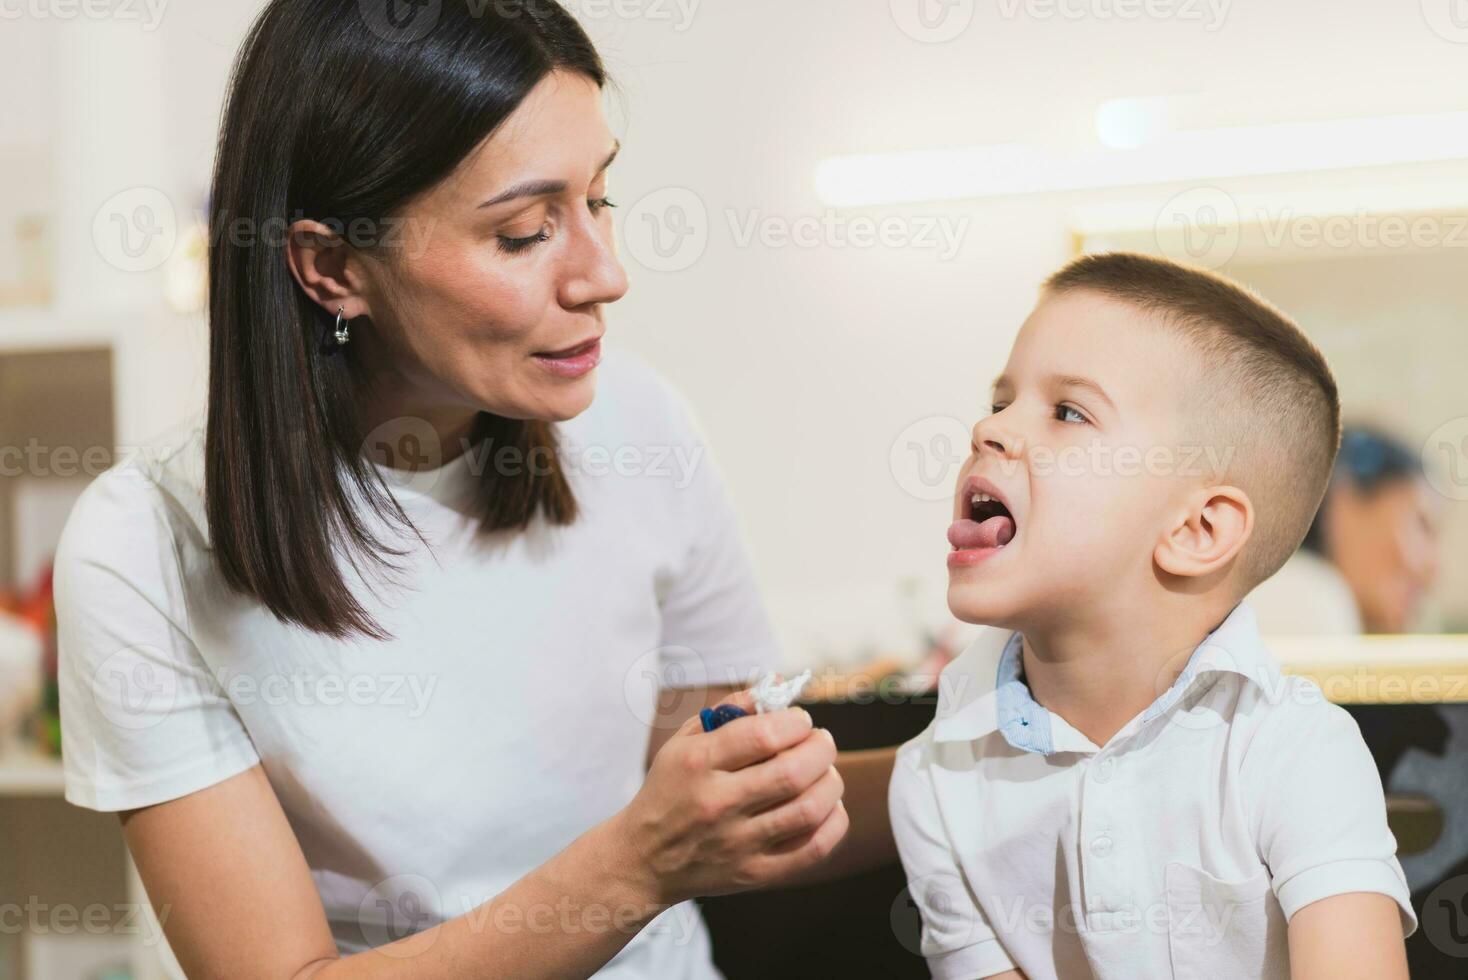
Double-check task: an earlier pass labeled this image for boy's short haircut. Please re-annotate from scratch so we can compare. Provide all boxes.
[1043,251,1342,592]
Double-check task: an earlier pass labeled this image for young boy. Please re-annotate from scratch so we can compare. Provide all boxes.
[890,252,1415,980]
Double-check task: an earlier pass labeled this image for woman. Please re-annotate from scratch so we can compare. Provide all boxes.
[1250,426,1442,635]
[53,2,895,976]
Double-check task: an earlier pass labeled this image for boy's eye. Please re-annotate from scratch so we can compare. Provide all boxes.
[989,403,1008,415]
[588,196,617,213]
[1055,403,1088,424]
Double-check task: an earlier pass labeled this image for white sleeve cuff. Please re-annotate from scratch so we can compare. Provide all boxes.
[927,938,1018,980]
[64,740,261,813]
[1275,858,1417,937]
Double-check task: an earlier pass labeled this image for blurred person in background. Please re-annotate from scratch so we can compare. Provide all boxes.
[1251,425,1443,635]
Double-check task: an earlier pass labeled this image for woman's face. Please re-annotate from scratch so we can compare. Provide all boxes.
[353,70,628,426]
[1326,476,1443,633]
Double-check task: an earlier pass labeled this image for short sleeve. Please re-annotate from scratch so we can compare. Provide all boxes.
[54,468,260,812]
[644,373,784,690]
[890,730,1019,979]
[1243,678,1416,936]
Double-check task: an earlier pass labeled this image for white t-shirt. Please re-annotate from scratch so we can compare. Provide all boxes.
[890,601,1415,980]
[54,348,783,978]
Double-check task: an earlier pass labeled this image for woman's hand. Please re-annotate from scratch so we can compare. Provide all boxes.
[609,689,849,906]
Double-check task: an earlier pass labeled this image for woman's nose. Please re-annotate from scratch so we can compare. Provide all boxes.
[560,211,630,310]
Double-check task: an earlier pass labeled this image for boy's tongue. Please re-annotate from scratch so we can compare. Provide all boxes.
[948,515,1016,550]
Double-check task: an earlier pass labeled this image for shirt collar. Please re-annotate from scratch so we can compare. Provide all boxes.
[994,632,1056,753]
[932,601,1281,751]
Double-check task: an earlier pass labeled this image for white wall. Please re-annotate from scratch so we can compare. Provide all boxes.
[6,0,1468,660]
[591,0,1468,656]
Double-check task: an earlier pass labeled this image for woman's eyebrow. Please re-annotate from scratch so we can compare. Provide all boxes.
[477,141,621,209]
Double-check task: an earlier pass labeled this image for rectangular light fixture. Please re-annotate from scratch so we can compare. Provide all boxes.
[815,110,1468,207]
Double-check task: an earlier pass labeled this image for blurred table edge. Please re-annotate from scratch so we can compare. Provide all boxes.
[1270,633,1468,704]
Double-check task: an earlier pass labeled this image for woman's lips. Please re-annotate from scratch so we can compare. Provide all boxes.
[532,337,602,379]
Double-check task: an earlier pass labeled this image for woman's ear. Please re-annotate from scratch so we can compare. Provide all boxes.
[285,219,372,319]
[1154,485,1254,579]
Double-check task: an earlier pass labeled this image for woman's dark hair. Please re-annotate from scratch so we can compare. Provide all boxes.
[206,0,605,639]
[1301,425,1423,556]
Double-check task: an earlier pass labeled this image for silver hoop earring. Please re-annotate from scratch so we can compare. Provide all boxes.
[333,307,351,347]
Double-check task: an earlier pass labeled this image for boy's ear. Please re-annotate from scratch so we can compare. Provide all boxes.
[1154,485,1253,580]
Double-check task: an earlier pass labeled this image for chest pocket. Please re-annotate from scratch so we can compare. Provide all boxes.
[1164,862,1289,980]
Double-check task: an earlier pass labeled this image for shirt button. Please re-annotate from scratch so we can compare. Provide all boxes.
[1089,835,1114,858]
[1095,758,1116,783]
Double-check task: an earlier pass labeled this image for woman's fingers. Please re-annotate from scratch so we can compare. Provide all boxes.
[703,706,814,772]
[631,696,844,902]
[745,765,844,844]
[728,726,837,812]
[744,799,850,882]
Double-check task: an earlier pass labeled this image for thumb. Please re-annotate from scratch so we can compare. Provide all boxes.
[673,709,710,739]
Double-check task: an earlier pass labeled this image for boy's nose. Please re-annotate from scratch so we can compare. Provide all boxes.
[971,417,1024,460]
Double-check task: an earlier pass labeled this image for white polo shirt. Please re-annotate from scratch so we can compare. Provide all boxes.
[889,602,1415,980]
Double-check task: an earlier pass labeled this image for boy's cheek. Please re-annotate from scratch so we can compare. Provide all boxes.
[1046,472,1145,534]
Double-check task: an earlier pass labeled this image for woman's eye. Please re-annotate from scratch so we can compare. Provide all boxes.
[1055,403,1088,424]
[989,403,1008,415]
[496,229,551,255]
[588,196,617,213]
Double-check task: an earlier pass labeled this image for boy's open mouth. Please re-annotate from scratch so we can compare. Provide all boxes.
[948,484,1017,555]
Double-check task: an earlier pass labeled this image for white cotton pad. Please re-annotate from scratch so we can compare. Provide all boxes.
[750,669,813,714]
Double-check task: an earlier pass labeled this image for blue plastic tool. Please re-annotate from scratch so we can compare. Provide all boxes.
[699,704,748,732]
